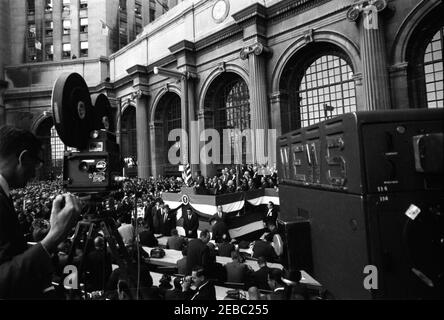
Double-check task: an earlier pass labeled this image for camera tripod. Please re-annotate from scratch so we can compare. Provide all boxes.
[65,215,132,298]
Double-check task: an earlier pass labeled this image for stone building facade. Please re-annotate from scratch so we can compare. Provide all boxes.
[1,0,443,179]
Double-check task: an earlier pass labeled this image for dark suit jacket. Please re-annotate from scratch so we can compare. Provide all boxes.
[187,281,216,300]
[177,257,187,275]
[166,235,186,251]
[186,238,210,275]
[250,266,271,291]
[217,242,235,257]
[0,189,54,299]
[225,261,250,284]
[264,208,279,224]
[213,211,227,224]
[268,288,287,300]
[151,206,162,234]
[84,249,112,291]
[182,212,199,239]
[160,212,176,236]
[164,288,186,300]
[144,204,154,230]
[138,230,159,247]
[211,220,230,243]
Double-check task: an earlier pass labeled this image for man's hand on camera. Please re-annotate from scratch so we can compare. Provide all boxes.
[181,276,192,292]
[41,194,81,254]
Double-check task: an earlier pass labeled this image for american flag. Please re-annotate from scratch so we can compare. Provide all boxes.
[182,163,192,187]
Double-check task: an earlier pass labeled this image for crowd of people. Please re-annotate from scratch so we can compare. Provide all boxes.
[192,165,279,195]
[9,164,279,243]
[1,123,290,301]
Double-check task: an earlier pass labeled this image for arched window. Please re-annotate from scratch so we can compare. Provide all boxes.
[297,55,357,128]
[215,79,251,132]
[205,74,250,165]
[121,106,137,160]
[165,95,181,142]
[424,27,444,109]
[36,118,67,180]
[50,126,64,171]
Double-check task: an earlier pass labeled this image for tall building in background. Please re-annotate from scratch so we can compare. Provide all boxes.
[7,0,174,64]
[1,0,442,179]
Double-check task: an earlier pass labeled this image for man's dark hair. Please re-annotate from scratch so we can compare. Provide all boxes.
[171,229,178,236]
[200,229,210,239]
[181,247,188,256]
[192,265,206,278]
[0,126,42,159]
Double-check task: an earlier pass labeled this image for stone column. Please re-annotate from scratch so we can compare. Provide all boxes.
[134,90,151,179]
[197,108,215,178]
[0,81,7,126]
[240,43,270,165]
[347,0,391,110]
[150,120,164,178]
[269,91,289,137]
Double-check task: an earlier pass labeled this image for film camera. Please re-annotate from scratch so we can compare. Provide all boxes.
[51,73,135,297]
[51,72,122,193]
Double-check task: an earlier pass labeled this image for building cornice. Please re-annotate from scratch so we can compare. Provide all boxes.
[267,0,332,24]
[4,56,109,69]
[146,55,177,74]
[195,24,243,52]
[232,3,268,29]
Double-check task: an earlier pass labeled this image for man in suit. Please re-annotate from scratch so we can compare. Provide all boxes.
[160,205,176,236]
[176,247,188,275]
[209,217,230,244]
[0,126,81,299]
[182,208,199,239]
[213,205,227,224]
[186,230,211,275]
[150,201,163,234]
[214,179,226,195]
[264,201,279,226]
[217,237,235,257]
[166,228,186,251]
[84,236,112,292]
[182,266,216,300]
[224,251,252,284]
[164,277,186,300]
[249,256,271,291]
[267,268,288,300]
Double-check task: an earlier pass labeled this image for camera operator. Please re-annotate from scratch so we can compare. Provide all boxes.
[181,266,216,300]
[0,126,81,299]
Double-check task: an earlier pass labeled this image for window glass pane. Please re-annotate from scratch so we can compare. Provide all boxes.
[424,28,444,109]
[295,55,357,128]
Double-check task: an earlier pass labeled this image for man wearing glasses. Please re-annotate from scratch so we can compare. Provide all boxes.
[0,125,81,299]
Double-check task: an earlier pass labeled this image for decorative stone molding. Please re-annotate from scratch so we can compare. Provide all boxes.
[216,62,226,73]
[346,0,388,22]
[352,73,363,86]
[303,29,315,45]
[270,91,289,104]
[240,43,272,60]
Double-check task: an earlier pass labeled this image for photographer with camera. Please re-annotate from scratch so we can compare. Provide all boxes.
[0,126,82,299]
[181,266,216,300]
